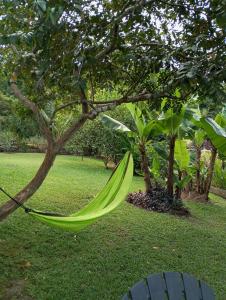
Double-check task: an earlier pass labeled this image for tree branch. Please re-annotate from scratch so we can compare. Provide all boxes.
[113,0,153,23]
[95,23,119,60]
[10,78,53,144]
[92,91,168,107]
[51,100,81,120]
[0,143,57,221]
[95,0,154,60]
[55,114,89,150]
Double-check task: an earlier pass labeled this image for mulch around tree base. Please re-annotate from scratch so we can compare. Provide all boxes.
[181,191,212,203]
[127,188,190,217]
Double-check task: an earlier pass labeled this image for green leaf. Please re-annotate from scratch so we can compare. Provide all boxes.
[143,120,156,138]
[215,112,226,129]
[150,151,161,180]
[175,139,190,171]
[157,106,185,136]
[36,0,46,12]
[126,103,145,138]
[194,130,205,147]
[174,88,181,98]
[152,143,168,160]
[200,118,226,156]
[100,114,131,132]
[175,174,192,189]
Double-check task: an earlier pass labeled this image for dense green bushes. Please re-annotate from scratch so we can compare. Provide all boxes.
[0,131,19,152]
[200,151,226,190]
[213,159,226,189]
[65,106,133,166]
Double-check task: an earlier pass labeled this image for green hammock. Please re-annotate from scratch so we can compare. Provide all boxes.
[20,151,133,232]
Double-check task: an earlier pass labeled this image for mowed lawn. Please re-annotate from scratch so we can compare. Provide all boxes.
[0,153,226,300]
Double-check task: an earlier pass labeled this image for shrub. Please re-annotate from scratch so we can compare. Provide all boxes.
[25,135,47,152]
[65,106,133,166]
[212,159,226,189]
[0,131,19,152]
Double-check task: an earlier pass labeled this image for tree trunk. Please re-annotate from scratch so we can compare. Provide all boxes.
[0,145,57,221]
[0,114,88,221]
[196,146,201,193]
[167,135,176,198]
[204,145,217,201]
[139,141,152,194]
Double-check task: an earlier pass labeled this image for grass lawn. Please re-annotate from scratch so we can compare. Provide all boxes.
[0,153,226,300]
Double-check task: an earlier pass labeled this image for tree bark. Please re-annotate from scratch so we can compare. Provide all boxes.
[139,141,152,194]
[204,145,217,201]
[196,146,201,193]
[0,144,56,221]
[0,81,89,221]
[0,114,88,221]
[167,135,176,198]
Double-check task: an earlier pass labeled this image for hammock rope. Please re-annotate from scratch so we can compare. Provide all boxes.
[0,152,133,231]
[0,186,32,213]
[0,187,66,216]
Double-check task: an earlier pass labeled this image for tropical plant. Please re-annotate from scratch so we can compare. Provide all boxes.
[193,129,206,193]
[156,103,186,197]
[190,109,226,200]
[174,139,192,198]
[101,103,159,193]
[213,159,226,190]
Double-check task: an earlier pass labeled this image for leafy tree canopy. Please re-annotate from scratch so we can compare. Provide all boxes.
[0,0,225,112]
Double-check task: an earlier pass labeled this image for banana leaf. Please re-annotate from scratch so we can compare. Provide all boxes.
[200,117,226,156]
[100,114,131,132]
[174,139,190,172]
[194,130,206,148]
[157,106,185,136]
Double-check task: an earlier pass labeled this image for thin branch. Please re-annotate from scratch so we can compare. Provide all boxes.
[55,114,89,150]
[10,78,53,144]
[95,0,154,60]
[113,0,153,23]
[51,100,81,120]
[95,23,119,60]
[91,91,166,106]
[79,85,89,114]
[91,91,169,114]
[89,70,95,102]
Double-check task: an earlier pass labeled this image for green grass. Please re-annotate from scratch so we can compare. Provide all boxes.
[0,153,226,300]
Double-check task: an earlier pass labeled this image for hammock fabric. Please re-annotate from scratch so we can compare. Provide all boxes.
[26,151,133,231]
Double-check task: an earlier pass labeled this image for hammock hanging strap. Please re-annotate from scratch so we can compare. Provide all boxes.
[0,187,65,216]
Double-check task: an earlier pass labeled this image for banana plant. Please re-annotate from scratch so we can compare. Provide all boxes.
[100,103,160,193]
[190,108,226,200]
[155,104,186,197]
[194,129,206,193]
[174,139,194,198]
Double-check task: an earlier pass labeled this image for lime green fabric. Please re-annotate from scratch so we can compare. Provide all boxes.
[29,152,133,231]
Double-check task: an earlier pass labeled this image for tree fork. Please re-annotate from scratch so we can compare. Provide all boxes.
[0,82,89,221]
